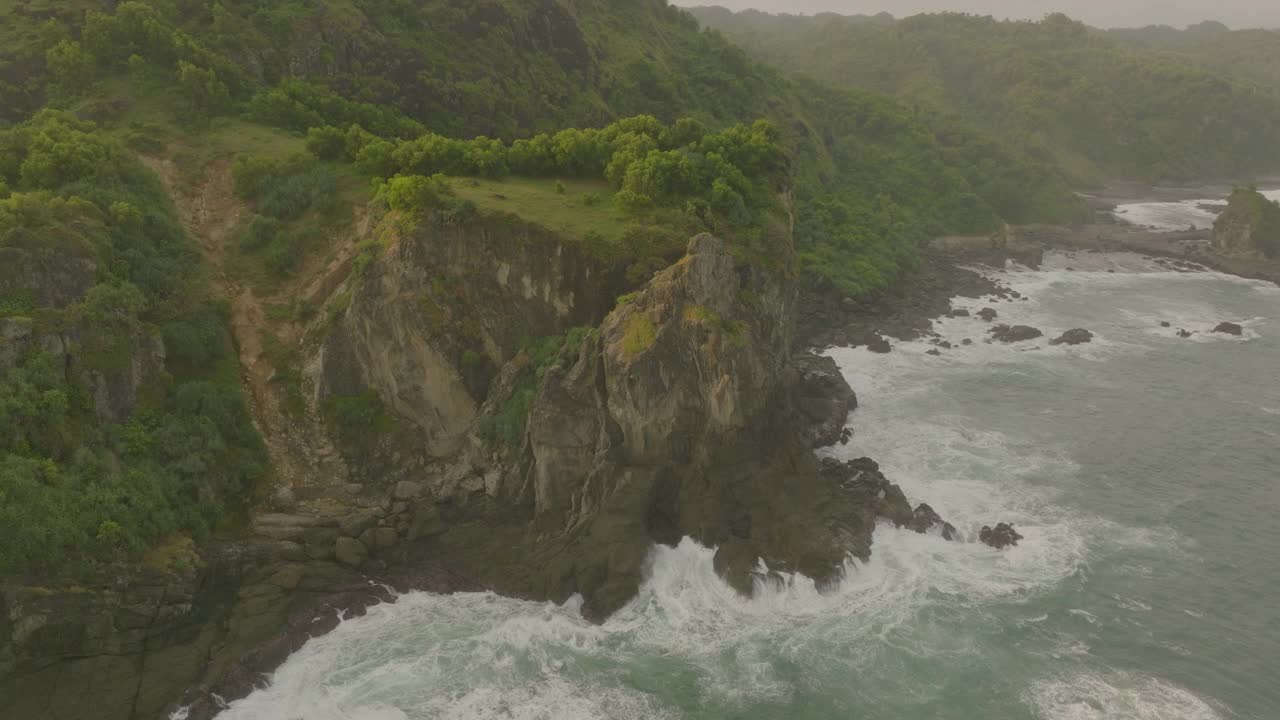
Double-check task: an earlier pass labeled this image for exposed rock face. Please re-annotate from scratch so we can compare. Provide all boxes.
[1214,321,1244,336]
[313,214,622,459]
[1213,187,1279,258]
[1050,328,1094,346]
[988,324,1043,343]
[979,523,1023,549]
[791,354,858,448]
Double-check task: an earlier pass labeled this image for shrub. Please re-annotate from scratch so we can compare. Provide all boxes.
[381,173,452,212]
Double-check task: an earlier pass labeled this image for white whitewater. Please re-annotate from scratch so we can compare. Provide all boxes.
[1112,187,1280,231]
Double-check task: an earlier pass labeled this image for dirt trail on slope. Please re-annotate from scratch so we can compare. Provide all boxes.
[143,154,358,504]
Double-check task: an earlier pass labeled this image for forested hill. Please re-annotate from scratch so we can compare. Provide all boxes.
[0,0,1083,291]
[690,7,1280,184]
[1102,23,1280,94]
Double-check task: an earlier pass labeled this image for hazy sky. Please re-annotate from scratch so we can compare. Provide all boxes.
[674,1,1280,30]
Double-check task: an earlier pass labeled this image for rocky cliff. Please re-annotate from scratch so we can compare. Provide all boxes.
[1,212,935,719]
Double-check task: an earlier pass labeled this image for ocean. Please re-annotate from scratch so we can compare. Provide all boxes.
[209,204,1280,720]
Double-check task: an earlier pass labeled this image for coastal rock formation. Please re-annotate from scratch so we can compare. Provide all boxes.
[313,214,622,460]
[1050,329,1094,346]
[911,503,958,540]
[979,523,1024,549]
[1214,321,1244,336]
[978,307,999,321]
[1213,187,1280,259]
[988,324,1043,343]
[792,354,859,448]
[866,336,893,353]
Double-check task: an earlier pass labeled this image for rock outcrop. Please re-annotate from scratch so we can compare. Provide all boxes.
[988,324,1043,343]
[1214,321,1244,336]
[313,213,623,460]
[1050,328,1094,346]
[1213,187,1280,259]
[979,523,1024,549]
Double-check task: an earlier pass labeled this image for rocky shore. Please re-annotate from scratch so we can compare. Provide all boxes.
[2,225,1016,720]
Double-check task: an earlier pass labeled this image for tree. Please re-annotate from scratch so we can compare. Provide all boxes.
[177,60,232,117]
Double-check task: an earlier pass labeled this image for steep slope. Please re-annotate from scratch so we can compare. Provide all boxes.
[691,8,1280,184]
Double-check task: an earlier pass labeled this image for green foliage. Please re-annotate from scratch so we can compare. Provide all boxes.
[381,174,452,212]
[0,110,266,576]
[622,315,657,356]
[232,153,338,221]
[322,392,393,452]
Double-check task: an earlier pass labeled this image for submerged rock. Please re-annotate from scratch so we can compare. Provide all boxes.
[1160,321,1171,328]
[1049,329,1094,346]
[988,324,1043,343]
[947,308,970,318]
[1214,321,1244,336]
[1177,329,1193,338]
[979,523,1023,549]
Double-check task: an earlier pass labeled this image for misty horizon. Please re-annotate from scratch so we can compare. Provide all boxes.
[673,1,1280,31]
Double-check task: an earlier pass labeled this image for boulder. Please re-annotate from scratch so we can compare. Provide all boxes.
[865,335,892,354]
[977,307,999,322]
[926,349,942,356]
[1049,329,1094,346]
[910,503,957,541]
[1177,329,1193,338]
[1213,322,1244,336]
[979,523,1023,549]
[333,537,368,567]
[988,324,1043,343]
[1160,321,1171,328]
[947,308,970,318]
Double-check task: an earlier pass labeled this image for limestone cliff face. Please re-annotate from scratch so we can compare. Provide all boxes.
[313,213,622,459]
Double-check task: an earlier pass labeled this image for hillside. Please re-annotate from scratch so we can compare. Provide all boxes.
[690,8,1280,184]
[1103,23,1280,94]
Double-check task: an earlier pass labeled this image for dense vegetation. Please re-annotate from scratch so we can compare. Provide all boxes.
[1,0,1090,296]
[690,8,1280,184]
[0,111,266,575]
[1103,23,1280,94]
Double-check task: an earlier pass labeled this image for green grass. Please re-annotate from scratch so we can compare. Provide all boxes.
[448,177,627,242]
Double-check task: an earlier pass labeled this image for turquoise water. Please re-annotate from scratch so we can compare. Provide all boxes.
[212,252,1280,720]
